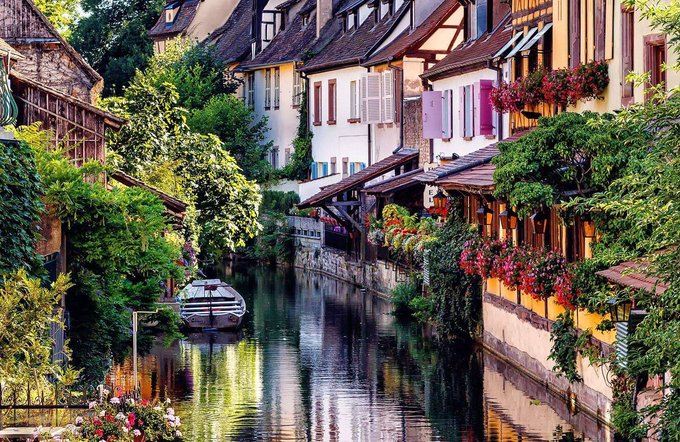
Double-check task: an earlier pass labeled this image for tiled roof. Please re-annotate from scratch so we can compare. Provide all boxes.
[363,168,424,195]
[435,163,495,192]
[363,0,460,67]
[149,0,200,38]
[414,131,528,183]
[298,149,419,208]
[422,13,512,80]
[301,1,409,73]
[208,0,253,64]
[596,259,669,295]
[241,0,327,69]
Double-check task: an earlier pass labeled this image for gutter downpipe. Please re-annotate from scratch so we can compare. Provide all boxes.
[387,57,404,153]
[487,59,504,142]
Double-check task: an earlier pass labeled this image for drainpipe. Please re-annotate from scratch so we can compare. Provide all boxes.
[387,57,404,152]
[487,59,504,142]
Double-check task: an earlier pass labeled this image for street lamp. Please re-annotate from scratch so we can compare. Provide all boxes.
[582,216,596,238]
[530,210,547,235]
[499,207,518,230]
[607,298,632,323]
[132,309,159,395]
[432,190,447,210]
[476,204,494,226]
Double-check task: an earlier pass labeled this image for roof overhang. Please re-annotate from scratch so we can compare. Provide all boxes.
[435,163,495,193]
[363,168,424,195]
[111,170,188,221]
[596,259,669,295]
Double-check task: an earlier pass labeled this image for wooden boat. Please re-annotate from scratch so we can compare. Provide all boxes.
[179,279,246,330]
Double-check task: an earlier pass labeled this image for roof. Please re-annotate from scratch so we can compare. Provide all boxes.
[363,0,460,67]
[596,259,669,295]
[240,0,321,69]
[111,170,188,219]
[2,0,102,85]
[422,14,512,80]
[435,162,495,192]
[149,0,200,38]
[414,131,528,183]
[208,0,253,64]
[298,148,419,208]
[0,38,24,60]
[363,168,424,195]
[301,1,409,73]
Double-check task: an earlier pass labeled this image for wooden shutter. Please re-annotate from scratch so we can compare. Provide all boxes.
[322,162,329,176]
[395,68,402,125]
[313,81,322,125]
[274,67,280,108]
[363,73,382,124]
[569,0,581,68]
[464,85,474,138]
[350,162,356,175]
[360,74,367,122]
[458,86,465,138]
[382,70,394,123]
[441,89,452,139]
[621,8,634,103]
[422,90,442,139]
[594,0,606,60]
[265,69,272,109]
[328,79,336,123]
[474,82,481,136]
[479,80,494,136]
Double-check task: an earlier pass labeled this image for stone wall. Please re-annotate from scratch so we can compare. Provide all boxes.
[294,246,403,297]
[403,97,431,166]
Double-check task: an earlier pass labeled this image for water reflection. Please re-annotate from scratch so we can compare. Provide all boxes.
[109,267,610,441]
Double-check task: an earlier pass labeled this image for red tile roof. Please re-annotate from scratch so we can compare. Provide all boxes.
[422,13,512,80]
[436,162,495,192]
[207,0,253,64]
[596,260,669,295]
[363,0,460,67]
[300,1,409,73]
[298,149,419,208]
[149,0,200,39]
[363,168,424,194]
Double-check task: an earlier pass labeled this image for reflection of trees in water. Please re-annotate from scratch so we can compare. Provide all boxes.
[553,425,585,442]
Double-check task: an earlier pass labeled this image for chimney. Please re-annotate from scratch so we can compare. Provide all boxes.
[316,0,333,38]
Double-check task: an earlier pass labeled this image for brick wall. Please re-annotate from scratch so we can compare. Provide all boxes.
[402,97,430,167]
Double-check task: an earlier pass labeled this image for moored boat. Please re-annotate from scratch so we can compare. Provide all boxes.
[179,279,246,330]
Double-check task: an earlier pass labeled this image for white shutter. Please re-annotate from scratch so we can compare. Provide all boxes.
[442,89,452,138]
[381,70,394,123]
[361,74,368,123]
[365,73,382,124]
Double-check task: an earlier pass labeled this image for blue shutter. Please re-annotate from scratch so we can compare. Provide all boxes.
[350,162,356,175]
[323,162,329,176]
[360,162,366,170]
[311,163,318,179]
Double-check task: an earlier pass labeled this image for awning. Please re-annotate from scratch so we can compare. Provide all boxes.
[436,163,495,193]
[596,259,669,295]
[504,27,537,59]
[492,30,524,59]
[298,148,419,208]
[518,23,552,53]
[363,168,424,195]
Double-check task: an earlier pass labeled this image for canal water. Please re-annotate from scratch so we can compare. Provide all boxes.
[109,266,611,441]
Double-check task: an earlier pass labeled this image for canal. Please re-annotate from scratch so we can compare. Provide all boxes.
[109,266,610,441]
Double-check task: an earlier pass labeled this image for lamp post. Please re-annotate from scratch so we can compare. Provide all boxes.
[432,190,447,210]
[499,207,518,230]
[582,217,596,239]
[132,309,159,395]
[606,298,633,323]
[530,210,547,235]
[476,205,493,226]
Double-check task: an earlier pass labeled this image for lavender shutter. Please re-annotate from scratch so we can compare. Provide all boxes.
[473,82,480,136]
[421,91,443,139]
[479,80,494,136]
[458,86,465,138]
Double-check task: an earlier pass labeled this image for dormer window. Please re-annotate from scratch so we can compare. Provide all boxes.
[165,2,180,23]
[302,13,310,26]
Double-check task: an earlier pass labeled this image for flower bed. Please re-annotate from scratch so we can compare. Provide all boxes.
[460,239,578,309]
[490,60,609,112]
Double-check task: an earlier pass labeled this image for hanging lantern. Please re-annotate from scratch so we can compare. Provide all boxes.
[432,190,447,210]
[607,298,633,323]
[499,207,518,230]
[530,211,547,235]
[476,205,494,226]
[582,217,596,238]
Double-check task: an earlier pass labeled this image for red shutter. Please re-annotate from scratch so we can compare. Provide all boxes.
[569,0,581,68]
[479,80,494,136]
[328,79,336,123]
[313,82,322,125]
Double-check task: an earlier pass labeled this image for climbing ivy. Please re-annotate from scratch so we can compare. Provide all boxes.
[548,312,583,383]
[280,89,313,181]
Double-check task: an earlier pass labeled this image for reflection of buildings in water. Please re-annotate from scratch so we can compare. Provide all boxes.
[483,352,612,442]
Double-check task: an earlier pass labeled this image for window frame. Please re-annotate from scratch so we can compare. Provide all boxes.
[621,7,635,105]
[274,67,281,109]
[644,33,667,101]
[327,79,337,125]
[313,81,322,126]
[264,69,272,110]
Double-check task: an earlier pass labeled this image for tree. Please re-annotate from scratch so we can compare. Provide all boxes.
[70,0,164,96]
[34,0,80,36]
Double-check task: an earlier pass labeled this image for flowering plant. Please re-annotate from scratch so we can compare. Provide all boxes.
[489,81,524,113]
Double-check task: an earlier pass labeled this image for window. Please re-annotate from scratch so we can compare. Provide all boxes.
[349,80,360,120]
[645,34,666,99]
[270,146,279,169]
[621,8,634,105]
[293,70,303,106]
[331,157,337,174]
[468,3,477,40]
[342,157,349,178]
[569,0,580,68]
[313,82,322,125]
[244,73,255,109]
[476,0,489,37]
[328,79,337,124]
[381,70,394,123]
[409,3,415,30]
[441,89,452,139]
[361,73,382,124]
[459,85,474,138]
[265,69,272,110]
[165,7,178,23]
[302,14,309,26]
[274,67,280,109]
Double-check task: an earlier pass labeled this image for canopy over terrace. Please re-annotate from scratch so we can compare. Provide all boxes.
[298,148,419,236]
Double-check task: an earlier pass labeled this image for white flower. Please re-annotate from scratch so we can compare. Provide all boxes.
[75,416,84,425]
[122,427,129,434]
[88,401,97,409]
[168,421,176,428]
[100,439,106,442]
[174,416,181,426]
[99,410,106,417]
[175,430,182,437]
[110,397,120,405]
[166,407,175,416]
[116,412,126,421]
[153,406,162,411]
[102,389,110,396]
[133,430,142,437]
[127,398,136,405]
[166,398,171,404]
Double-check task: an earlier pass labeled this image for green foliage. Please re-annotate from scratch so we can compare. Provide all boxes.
[260,190,300,214]
[245,213,295,264]
[188,94,273,182]
[390,278,422,317]
[70,0,165,95]
[280,89,313,181]
[548,312,582,383]
[0,140,43,275]
[0,270,73,389]
[34,0,79,36]
[426,209,482,339]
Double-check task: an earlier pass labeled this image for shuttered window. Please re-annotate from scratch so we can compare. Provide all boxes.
[644,34,667,100]
[265,69,272,110]
[459,85,475,138]
[441,89,452,139]
[313,81,322,125]
[478,80,494,136]
[361,73,382,124]
[382,70,394,123]
[569,0,580,68]
[621,8,634,105]
[328,79,337,124]
[422,90,442,139]
[349,80,359,119]
[293,70,302,106]
[274,67,280,109]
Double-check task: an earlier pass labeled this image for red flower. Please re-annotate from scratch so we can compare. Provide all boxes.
[93,418,103,426]
[95,429,104,437]
[105,414,115,422]
[128,413,136,428]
